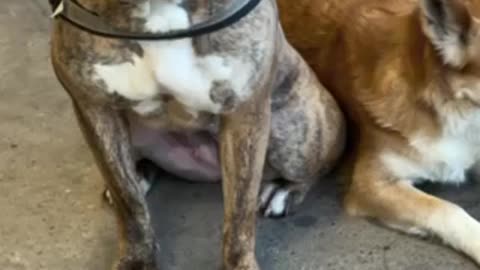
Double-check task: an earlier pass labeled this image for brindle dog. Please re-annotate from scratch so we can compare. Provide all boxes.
[49,0,345,269]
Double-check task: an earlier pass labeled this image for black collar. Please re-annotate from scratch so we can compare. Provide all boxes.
[52,0,262,40]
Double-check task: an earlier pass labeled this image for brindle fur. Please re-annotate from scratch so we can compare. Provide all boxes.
[49,0,345,269]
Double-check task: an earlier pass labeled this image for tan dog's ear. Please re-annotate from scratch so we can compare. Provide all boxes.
[420,0,472,67]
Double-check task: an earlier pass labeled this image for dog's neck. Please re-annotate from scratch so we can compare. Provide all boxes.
[57,0,184,33]
[72,0,150,16]
[55,0,224,32]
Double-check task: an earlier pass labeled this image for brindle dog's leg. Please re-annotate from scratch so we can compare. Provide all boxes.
[72,101,158,270]
[220,87,271,270]
[260,46,345,217]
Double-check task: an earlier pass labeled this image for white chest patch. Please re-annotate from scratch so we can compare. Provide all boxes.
[382,109,480,183]
[92,1,253,115]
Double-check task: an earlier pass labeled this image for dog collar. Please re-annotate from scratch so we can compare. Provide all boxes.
[51,0,262,40]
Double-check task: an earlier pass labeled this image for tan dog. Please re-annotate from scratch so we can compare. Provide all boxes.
[49,0,344,269]
[279,0,480,265]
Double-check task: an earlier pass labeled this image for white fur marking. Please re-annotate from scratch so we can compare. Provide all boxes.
[427,205,480,264]
[259,184,276,207]
[94,55,158,101]
[140,1,236,113]
[139,178,152,196]
[382,108,480,184]
[265,190,289,216]
[381,152,430,182]
[144,1,190,32]
[141,39,233,112]
[94,1,253,114]
[51,0,64,18]
[133,100,163,115]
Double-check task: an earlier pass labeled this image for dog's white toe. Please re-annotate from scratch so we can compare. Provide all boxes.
[259,183,293,218]
[259,183,277,209]
[139,178,154,195]
[264,189,290,217]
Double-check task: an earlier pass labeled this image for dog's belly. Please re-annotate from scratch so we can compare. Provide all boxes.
[130,117,221,182]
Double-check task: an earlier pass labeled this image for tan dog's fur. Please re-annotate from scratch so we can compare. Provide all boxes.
[280,0,480,264]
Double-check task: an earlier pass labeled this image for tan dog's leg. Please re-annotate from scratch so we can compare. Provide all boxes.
[73,101,158,270]
[345,151,480,264]
[220,87,271,270]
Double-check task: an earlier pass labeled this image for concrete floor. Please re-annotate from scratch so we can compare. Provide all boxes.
[1,1,480,270]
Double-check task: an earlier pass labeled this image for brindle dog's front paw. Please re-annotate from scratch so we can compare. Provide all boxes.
[222,258,260,270]
[116,258,156,270]
[115,243,160,270]
[223,265,260,270]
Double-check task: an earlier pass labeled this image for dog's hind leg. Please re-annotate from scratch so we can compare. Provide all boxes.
[345,153,480,265]
[73,101,159,270]
[261,47,345,218]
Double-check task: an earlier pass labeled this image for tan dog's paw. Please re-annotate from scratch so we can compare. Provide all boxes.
[259,181,308,218]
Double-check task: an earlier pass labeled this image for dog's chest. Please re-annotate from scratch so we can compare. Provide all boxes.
[90,1,274,116]
[384,109,480,183]
[92,46,244,115]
